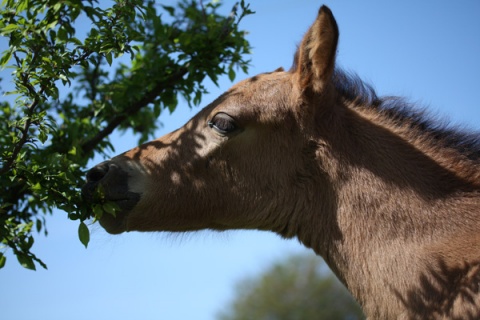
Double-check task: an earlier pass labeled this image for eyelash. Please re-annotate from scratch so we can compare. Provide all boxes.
[208,113,237,135]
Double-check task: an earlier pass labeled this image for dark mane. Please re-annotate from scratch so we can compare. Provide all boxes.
[332,68,480,162]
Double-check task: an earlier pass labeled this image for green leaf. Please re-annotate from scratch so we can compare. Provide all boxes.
[0,50,12,68]
[35,257,48,270]
[38,130,48,143]
[161,5,175,16]
[103,202,118,217]
[0,253,6,269]
[16,0,29,13]
[25,236,34,250]
[56,25,65,38]
[36,219,42,233]
[69,37,83,46]
[0,24,19,35]
[78,222,90,248]
[92,204,104,217]
[31,182,42,192]
[228,67,236,82]
[105,52,113,66]
[17,254,36,271]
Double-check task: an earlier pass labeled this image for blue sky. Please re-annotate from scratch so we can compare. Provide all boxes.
[2,1,480,319]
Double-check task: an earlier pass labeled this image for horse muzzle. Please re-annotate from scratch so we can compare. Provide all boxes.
[82,161,141,234]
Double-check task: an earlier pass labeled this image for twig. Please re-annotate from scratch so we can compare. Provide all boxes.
[80,66,188,155]
[0,53,44,175]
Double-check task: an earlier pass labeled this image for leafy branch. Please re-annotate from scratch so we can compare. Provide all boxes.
[0,0,254,270]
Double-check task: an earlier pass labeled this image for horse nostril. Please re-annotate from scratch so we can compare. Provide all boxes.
[87,162,110,183]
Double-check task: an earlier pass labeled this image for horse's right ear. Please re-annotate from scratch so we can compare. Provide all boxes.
[292,6,339,94]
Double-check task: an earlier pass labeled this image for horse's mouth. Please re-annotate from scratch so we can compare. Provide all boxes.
[81,161,141,234]
[81,193,140,234]
[97,204,129,234]
[96,196,139,234]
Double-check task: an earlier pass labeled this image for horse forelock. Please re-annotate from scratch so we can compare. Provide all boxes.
[332,68,480,163]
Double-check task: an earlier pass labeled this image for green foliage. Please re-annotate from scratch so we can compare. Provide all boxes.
[218,254,364,320]
[0,0,253,270]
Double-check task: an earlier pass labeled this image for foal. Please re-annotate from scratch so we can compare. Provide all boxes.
[83,5,480,319]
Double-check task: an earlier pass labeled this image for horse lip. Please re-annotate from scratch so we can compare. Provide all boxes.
[98,209,128,234]
[82,183,141,234]
[110,194,141,211]
[97,192,141,234]
[82,160,142,233]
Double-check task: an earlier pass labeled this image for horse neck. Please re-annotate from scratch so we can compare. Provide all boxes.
[299,102,480,317]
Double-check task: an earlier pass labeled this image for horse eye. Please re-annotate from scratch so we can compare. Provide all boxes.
[208,113,237,135]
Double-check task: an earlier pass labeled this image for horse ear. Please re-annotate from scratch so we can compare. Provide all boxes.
[292,5,339,93]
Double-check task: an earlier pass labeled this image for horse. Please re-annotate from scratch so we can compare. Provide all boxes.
[82,5,480,319]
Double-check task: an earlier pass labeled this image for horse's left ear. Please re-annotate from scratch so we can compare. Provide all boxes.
[292,5,339,93]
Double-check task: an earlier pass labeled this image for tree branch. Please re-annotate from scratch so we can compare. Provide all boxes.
[80,67,188,155]
[0,53,43,175]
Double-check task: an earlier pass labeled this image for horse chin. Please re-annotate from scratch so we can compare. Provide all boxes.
[98,197,140,234]
[99,211,128,234]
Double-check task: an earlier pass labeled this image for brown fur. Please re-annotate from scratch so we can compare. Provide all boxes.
[83,6,480,319]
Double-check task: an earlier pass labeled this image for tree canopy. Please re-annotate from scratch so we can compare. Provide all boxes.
[217,253,364,320]
[0,0,253,270]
